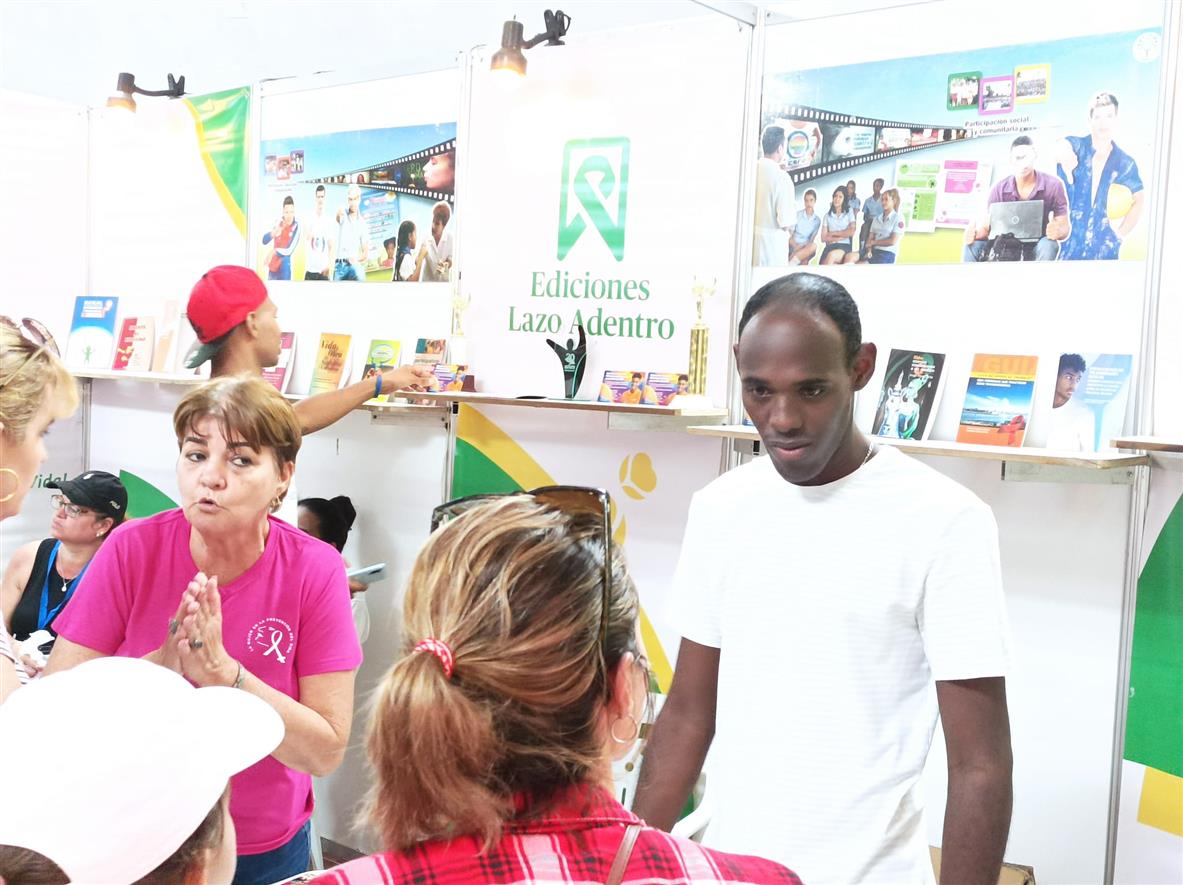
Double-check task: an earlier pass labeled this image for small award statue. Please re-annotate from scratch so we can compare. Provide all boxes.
[546,324,587,399]
[673,276,716,408]
[450,271,471,367]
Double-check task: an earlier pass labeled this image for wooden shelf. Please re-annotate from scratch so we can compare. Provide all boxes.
[282,392,447,418]
[1110,436,1183,454]
[688,424,1149,470]
[422,391,728,418]
[74,368,208,385]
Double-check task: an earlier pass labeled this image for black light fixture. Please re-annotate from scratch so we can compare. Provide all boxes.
[490,9,571,76]
[106,72,187,112]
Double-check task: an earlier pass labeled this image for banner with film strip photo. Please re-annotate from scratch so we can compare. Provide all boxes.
[755,27,1163,266]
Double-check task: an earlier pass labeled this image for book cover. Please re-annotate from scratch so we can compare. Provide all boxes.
[150,300,180,373]
[262,332,297,393]
[360,339,401,402]
[597,370,649,404]
[1040,352,1133,452]
[308,333,352,395]
[111,317,155,372]
[645,372,690,406]
[956,353,1038,447]
[65,297,119,368]
[413,338,447,368]
[430,364,474,392]
[173,314,211,378]
[870,349,946,441]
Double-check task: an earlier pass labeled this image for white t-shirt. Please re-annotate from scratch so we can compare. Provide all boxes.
[305,211,335,274]
[338,211,369,268]
[1045,400,1095,451]
[421,227,454,283]
[673,447,1010,885]
[753,157,795,266]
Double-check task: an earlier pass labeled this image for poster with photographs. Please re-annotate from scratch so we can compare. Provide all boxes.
[257,123,456,283]
[755,28,1162,267]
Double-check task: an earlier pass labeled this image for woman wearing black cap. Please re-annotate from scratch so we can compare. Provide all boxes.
[1,470,127,669]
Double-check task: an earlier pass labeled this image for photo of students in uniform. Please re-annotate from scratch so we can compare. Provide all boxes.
[788,189,820,266]
[819,187,857,265]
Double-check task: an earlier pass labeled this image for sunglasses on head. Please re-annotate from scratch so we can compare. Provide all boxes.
[430,485,614,656]
[0,316,61,389]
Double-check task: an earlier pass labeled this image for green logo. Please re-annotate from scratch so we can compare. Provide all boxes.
[558,137,630,262]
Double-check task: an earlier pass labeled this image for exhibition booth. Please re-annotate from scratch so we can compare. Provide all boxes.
[2,1,1181,881]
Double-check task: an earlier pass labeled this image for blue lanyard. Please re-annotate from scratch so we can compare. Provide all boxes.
[38,541,90,631]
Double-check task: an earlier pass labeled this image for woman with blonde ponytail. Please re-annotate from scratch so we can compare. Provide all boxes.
[313,492,801,885]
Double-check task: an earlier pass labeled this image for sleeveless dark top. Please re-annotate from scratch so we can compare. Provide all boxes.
[11,538,73,651]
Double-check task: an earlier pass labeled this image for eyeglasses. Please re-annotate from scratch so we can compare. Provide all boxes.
[51,494,93,519]
[430,485,614,672]
[0,316,60,389]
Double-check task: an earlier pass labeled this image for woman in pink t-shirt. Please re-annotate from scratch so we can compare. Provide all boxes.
[48,376,362,885]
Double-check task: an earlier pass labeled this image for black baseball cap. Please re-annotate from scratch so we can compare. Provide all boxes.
[47,471,128,524]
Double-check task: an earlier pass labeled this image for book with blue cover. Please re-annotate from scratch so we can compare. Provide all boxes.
[65,296,119,369]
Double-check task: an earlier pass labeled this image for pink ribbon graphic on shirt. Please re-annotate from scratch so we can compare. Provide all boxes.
[263,629,287,664]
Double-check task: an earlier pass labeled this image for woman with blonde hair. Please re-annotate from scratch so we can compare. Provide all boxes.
[315,491,801,885]
[46,375,362,885]
[0,317,79,701]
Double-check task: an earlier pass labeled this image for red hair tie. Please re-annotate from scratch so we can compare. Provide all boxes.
[412,638,454,680]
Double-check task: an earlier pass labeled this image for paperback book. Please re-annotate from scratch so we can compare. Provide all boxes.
[645,372,690,406]
[597,370,648,404]
[360,339,401,402]
[111,317,155,372]
[429,364,474,392]
[412,338,447,368]
[870,349,946,441]
[1039,352,1133,452]
[955,353,1038,447]
[308,333,352,395]
[262,332,297,393]
[65,297,119,369]
[150,300,180,373]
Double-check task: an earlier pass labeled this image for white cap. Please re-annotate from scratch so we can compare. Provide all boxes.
[0,657,284,883]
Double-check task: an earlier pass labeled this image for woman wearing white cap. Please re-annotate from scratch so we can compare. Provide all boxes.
[0,316,78,702]
[0,656,284,884]
[45,376,362,885]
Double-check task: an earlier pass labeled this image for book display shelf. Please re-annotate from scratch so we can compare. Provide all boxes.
[689,424,1149,484]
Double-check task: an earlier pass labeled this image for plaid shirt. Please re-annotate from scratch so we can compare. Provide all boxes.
[310,784,802,885]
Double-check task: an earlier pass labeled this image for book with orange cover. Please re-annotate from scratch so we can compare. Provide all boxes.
[955,353,1038,447]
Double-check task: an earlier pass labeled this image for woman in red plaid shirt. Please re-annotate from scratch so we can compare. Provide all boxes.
[312,493,801,885]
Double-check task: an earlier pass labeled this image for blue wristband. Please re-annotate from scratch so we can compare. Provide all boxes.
[374,374,383,399]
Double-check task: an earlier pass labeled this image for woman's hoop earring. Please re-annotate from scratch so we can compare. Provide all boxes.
[0,467,20,504]
[610,714,640,745]
[270,495,282,511]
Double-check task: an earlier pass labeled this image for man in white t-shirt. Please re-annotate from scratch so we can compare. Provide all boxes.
[753,125,796,266]
[634,273,1013,885]
[1045,353,1094,451]
[419,201,454,283]
[303,185,336,280]
[334,184,369,281]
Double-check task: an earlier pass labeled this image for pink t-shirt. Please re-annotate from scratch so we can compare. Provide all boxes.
[54,509,362,854]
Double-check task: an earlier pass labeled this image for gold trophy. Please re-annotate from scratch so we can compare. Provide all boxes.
[673,276,715,408]
[450,269,471,367]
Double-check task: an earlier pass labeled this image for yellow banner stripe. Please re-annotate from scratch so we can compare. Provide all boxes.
[456,404,554,491]
[457,404,673,691]
[182,99,247,238]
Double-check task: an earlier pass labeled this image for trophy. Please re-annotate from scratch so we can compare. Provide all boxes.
[674,276,716,407]
[450,270,471,366]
